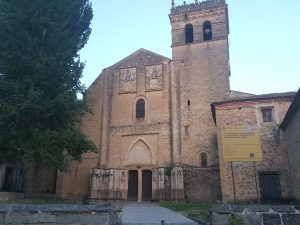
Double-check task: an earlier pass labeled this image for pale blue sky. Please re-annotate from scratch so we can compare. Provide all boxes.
[80,0,300,94]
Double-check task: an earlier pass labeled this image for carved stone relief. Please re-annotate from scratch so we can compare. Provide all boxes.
[119,68,136,94]
[145,64,163,91]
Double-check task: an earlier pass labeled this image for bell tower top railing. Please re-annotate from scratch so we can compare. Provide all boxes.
[171,0,226,13]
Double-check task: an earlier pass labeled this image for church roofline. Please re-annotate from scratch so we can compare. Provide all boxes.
[86,48,170,91]
[171,0,226,14]
[108,48,170,69]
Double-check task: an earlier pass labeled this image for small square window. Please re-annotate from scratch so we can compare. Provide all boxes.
[261,108,273,122]
[184,126,189,136]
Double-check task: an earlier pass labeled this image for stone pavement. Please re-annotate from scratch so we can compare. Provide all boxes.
[121,202,198,225]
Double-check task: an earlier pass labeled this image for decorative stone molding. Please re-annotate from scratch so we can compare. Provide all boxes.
[119,68,136,94]
[145,64,163,92]
[171,0,226,13]
[90,169,127,200]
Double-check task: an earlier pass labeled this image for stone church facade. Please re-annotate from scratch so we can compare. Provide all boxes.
[57,0,231,202]
[24,0,298,203]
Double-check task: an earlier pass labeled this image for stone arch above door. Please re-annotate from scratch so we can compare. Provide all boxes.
[126,139,153,166]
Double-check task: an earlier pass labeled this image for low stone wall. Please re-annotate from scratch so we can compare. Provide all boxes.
[183,167,222,202]
[0,203,119,225]
[0,192,25,201]
[211,205,300,225]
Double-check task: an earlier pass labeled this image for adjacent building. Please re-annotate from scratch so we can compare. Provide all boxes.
[280,88,300,201]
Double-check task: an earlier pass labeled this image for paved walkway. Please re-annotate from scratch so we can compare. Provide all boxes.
[121,203,198,225]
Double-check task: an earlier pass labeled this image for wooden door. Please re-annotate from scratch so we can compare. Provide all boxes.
[142,170,152,201]
[259,171,281,202]
[128,170,138,201]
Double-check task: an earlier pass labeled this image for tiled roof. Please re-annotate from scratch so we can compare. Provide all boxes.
[213,92,296,105]
[211,91,297,125]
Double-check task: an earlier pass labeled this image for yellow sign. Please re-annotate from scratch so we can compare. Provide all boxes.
[221,125,262,161]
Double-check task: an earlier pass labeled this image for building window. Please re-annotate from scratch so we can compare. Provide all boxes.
[200,153,208,167]
[203,21,212,41]
[184,126,189,136]
[136,99,145,119]
[185,24,194,44]
[261,108,273,122]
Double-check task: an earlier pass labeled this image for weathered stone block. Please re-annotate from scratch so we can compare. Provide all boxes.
[0,214,5,224]
[79,213,95,224]
[56,214,79,224]
[282,214,300,225]
[239,213,262,225]
[5,214,39,224]
[231,205,244,213]
[0,205,10,213]
[211,213,229,225]
[93,214,109,224]
[80,213,108,224]
[263,214,282,225]
[247,205,270,213]
[210,205,231,214]
[38,214,57,223]
[271,205,295,213]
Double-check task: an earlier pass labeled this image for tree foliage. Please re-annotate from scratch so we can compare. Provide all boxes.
[0,0,96,170]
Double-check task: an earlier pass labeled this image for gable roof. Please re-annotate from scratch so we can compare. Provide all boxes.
[211,91,297,125]
[109,48,170,69]
[280,88,300,130]
[87,48,170,91]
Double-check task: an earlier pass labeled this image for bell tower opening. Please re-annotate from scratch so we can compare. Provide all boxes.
[185,24,194,43]
[170,0,229,46]
[203,21,212,41]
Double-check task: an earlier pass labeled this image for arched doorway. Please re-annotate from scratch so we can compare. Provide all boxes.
[126,140,153,202]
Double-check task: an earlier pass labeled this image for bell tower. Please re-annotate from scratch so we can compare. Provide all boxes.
[169,0,230,166]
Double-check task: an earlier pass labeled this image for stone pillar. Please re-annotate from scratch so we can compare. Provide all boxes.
[153,168,168,200]
[99,69,114,167]
[169,60,183,164]
[171,167,185,200]
[138,169,142,202]
[90,168,127,200]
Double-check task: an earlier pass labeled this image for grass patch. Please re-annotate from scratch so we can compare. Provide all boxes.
[229,214,246,225]
[159,201,212,222]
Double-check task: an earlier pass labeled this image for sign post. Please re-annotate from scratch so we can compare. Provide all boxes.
[221,125,262,204]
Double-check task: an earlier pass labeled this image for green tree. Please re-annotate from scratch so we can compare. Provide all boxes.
[0,0,96,170]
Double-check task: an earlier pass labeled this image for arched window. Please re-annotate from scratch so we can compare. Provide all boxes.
[203,21,212,41]
[200,153,208,167]
[185,24,194,44]
[136,99,145,119]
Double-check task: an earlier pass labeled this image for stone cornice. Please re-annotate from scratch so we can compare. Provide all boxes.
[171,0,226,14]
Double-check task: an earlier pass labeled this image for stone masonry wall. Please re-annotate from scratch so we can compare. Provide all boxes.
[211,204,300,225]
[283,105,300,201]
[184,167,222,202]
[215,99,293,202]
[0,204,119,225]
